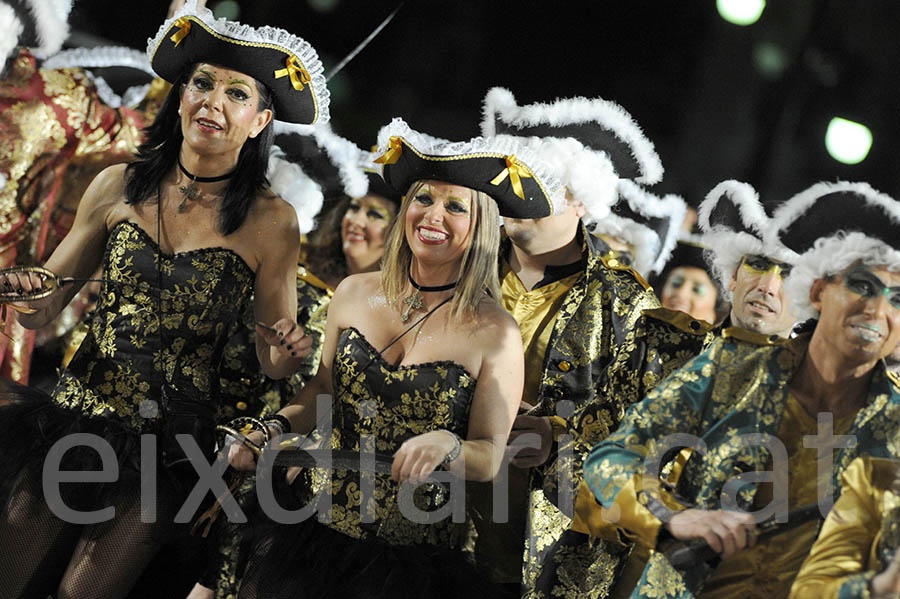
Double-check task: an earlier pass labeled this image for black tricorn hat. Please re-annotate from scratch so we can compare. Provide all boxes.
[650,238,714,292]
[374,118,566,219]
[364,168,401,206]
[273,123,401,205]
[773,181,900,255]
[147,3,329,125]
[480,87,663,185]
[593,179,686,276]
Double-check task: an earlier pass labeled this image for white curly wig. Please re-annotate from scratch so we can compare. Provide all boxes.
[492,133,619,223]
[784,232,900,321]
[773,181,900,321]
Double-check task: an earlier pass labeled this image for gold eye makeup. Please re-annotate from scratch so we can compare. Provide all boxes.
[741,255,792,279]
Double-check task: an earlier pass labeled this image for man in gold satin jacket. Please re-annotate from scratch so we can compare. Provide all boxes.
[472,88,714,598]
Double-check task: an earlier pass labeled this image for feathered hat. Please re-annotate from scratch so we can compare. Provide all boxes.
[146,0,329,124]
[480,87,663,223]
[773,181,900,320]
[592,179,686,276]
[1,0,72,66]
[698,180,799,300]
[269,122,396,234]
[375,118,566,219]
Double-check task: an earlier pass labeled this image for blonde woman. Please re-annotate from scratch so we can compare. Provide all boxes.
[229,119,567,598]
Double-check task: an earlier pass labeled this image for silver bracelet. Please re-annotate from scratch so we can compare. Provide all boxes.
[440,429,462,464]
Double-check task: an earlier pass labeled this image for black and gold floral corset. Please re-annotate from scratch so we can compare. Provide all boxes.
[314,326,476,548]
[52,221,254,434]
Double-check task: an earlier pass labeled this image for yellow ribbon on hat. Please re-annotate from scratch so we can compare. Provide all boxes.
[274,57,311,91]
[374,136,403,165]
[490,155,532,200]
[170,18,192,47]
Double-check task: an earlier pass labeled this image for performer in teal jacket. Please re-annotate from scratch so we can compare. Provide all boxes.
[579,180,900,599]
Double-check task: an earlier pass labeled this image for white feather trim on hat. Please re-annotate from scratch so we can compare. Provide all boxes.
[267,144,324,235]
[594,179,686,275]
[24,0,70,58]
[770,180,900,236]
[784,232,900,322]
[312,124,369,199]
[273,121,371,199]
[376,117,568,214]
[698,180,768,235]
[494,133,618,222]
[146,0,330,124]
[698,180,798,299]
[1,4,24,62]
[480,87,664,185]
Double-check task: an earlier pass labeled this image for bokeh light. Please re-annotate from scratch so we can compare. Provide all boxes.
[825,117,873,164]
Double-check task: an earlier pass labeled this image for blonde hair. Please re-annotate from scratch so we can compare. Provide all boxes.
[381,179,501,322]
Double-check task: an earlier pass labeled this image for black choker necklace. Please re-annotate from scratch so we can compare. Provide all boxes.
[176,158,235,212]
[402,272,458,322]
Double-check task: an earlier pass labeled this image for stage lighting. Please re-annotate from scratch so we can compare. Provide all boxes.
[717,0,766,26]
[825,117,872,165]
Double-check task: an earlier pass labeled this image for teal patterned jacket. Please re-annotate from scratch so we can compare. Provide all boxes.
[583,332,900,598]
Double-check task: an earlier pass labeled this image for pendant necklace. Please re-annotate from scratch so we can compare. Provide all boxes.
[176,158,235,213]
[401,271,458,323]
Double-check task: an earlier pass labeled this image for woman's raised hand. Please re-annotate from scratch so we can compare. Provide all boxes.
[0,269,70,311]
[255,319,313,360]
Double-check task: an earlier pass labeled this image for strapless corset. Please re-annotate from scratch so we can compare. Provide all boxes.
[309,326,476,547]
[52,220,254,433]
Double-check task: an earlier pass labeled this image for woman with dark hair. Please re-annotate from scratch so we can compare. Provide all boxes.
[227,118,569,598]
[0,3,329,597]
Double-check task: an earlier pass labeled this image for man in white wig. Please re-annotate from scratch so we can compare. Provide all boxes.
[475,87,714,598]
[698,180,799,338]
[579,180,900,599]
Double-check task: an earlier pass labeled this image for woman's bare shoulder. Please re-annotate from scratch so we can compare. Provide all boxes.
[333,271,381,301]
[81,163,129,220]
[473,297,521,347]
[244,191,300,243]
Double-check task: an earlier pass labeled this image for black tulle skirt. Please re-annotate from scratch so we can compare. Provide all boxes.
[0,379,196,518]
[241,514,506,599]
[238,464,506,599]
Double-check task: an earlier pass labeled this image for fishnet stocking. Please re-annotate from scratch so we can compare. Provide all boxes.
[0,467,181,599]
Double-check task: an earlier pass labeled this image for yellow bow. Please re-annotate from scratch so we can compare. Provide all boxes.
[490,155,532,200]
[274,57,311,91]
[374,136,403,165]
[170,18,192,47]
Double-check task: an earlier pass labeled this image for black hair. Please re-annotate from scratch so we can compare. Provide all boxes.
[124,65,275,235]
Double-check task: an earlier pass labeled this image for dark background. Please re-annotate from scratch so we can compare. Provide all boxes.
[69,0,900,210]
